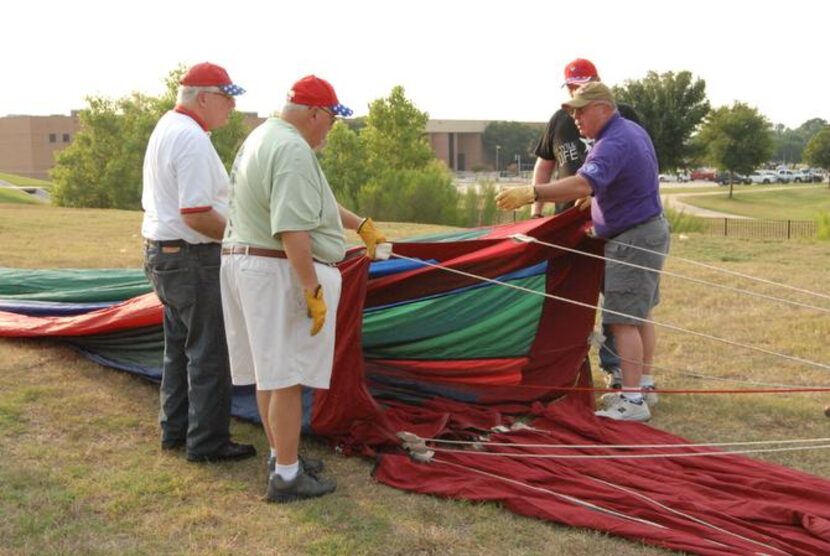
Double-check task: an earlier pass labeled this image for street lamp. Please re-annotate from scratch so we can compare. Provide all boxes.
[495,145,501,176]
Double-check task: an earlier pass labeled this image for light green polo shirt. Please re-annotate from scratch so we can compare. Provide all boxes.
[224,118,345,263]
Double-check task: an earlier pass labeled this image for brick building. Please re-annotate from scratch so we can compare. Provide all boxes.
[0,113,542,180]
[0,114,79,180]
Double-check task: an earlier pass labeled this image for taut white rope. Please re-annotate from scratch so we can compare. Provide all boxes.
[510,233,830,314]
[606,234,830,301]
[425,436,830,450]
[430,443,830,459]
[390,253,830,371]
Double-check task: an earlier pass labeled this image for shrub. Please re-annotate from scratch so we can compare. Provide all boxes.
[664,206,704,233]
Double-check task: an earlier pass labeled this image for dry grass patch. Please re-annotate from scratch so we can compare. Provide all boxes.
[2,204,829,554]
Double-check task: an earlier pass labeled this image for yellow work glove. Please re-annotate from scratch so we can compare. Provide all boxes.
[304,285,326,336]
[574,195,592,211]
[358,217,387,260]
[495,186,536,211]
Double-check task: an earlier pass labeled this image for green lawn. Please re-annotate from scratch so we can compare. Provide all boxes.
[680,185,830,220]
[661,183,785,195]
[0,188,43,205]
[0,172,53,188]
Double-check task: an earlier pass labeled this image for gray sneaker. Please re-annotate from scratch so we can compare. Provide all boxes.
[642,385,658,407]
[267,454,325,476]
[595,395,651,422]
[266,469,336,504]
[601,367,622,389]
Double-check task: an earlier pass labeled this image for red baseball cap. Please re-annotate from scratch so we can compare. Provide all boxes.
[563,58,599,87]
[180,62,246,96]
[287,75,353,117]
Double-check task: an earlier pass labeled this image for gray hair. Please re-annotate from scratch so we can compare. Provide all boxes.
[281,101,311,116]
[177,85,224,106]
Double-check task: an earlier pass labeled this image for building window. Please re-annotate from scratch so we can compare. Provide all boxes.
[62,133,70,143]
[49,133,57,143]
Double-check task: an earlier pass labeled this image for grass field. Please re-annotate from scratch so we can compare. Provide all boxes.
[0,188,42,205]
[2,203,829,555]
[0,172,53,188]
[680,185,830,220]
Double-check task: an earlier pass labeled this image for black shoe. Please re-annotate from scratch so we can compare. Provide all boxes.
[267,454,325,476]
[266,468,336,503]
[161,439,185,451]
[187,441,257,463]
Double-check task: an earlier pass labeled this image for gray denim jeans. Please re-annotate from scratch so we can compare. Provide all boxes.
[144,240,231,457]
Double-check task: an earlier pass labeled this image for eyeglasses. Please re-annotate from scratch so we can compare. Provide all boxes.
[318,106,338,123]
[568,101,612,119]
[204,91,234,102]
[568,104,594,118]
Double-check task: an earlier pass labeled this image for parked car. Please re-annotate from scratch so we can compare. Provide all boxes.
[748,171,777,184]
[808,168,827,182]
[716,172,751,185]
[791,170,813,183]
[776,169,795,183]
[690,169,717,181]
[659,173,690,183]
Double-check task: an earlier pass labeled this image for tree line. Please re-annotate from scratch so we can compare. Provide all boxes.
[51,68,830,225]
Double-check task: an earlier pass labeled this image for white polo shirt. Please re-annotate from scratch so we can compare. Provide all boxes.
[141,110,229,243]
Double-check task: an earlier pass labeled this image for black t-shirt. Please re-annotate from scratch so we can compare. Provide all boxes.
[533,103,641,212]
[534,103,642,171]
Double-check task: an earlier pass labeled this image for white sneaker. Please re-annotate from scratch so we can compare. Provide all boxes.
[642,385,658,407]
[599,392,622,407]
[595,396,651,422]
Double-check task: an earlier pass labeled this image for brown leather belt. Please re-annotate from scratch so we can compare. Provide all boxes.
[221,245,287,259]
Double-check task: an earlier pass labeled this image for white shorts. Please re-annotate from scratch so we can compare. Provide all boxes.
[220,254,342,390]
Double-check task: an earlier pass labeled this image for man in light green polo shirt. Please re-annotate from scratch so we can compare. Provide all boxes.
[220,75,386,503]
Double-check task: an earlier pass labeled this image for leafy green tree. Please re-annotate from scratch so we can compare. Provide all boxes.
[357,161,459,225]
[773,118,828,164]
[51,67,248,209]
[51,97,125,208]
[482,122,540,171]
[696,102,773,198]
[798,118,828,137]
[772,125,803,165]
[320,85,461,224]
[318,122,367,210]
[360,86,433,173]
[804,126,830,189]
[773,118,827,163]
[613,71,710,171]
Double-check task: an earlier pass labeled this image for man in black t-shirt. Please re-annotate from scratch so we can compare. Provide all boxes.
[532,59,642,216]
[530,59,653,402]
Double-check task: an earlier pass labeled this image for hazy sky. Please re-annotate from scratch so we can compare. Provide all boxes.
[4,0,827,129]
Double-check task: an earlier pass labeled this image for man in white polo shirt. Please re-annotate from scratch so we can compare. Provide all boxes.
[142,62,255,463]
[221,75,386,503]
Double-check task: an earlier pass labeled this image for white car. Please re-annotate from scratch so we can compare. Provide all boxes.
[748,171,778,184]
[659,173,690,183]
[791,170,813,183]
[776,170,795,183]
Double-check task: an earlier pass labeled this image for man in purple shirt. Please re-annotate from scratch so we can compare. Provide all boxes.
[496,82,670,422]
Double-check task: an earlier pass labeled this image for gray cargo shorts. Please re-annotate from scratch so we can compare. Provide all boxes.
[602,214,670,325]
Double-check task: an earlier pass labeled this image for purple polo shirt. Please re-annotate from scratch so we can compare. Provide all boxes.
[577,113,662,238]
